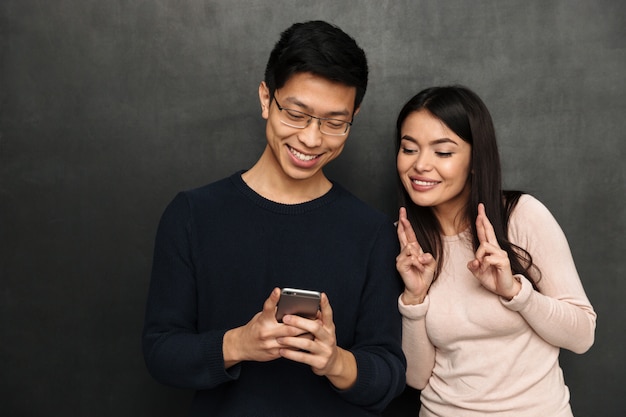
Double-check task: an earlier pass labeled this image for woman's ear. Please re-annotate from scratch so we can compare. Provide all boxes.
[259,81,271,119]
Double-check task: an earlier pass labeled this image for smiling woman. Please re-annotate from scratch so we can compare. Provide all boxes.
[393,85,596,417]
[397,109,472,235]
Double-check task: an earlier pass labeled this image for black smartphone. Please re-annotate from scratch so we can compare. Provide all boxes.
[275,288,321,323]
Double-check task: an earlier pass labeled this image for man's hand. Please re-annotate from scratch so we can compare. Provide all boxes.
[222,288,312,368]
[276,293,357,390]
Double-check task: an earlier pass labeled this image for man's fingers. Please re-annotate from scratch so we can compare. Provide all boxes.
[263,287,281,318]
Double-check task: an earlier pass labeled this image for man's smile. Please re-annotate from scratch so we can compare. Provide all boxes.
[288,145,322,162]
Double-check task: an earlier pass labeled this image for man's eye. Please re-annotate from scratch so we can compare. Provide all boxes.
[286,111,306,120]
[325,120,346,129]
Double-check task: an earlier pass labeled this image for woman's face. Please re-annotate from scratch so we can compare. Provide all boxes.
[397,109,472,222]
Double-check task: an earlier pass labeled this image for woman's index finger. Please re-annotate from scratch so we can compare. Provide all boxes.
[398,208,418,244]
[477,203,499,245]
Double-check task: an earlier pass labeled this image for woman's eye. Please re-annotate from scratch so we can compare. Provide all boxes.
[436,152,453,157]
[401,147,418,154]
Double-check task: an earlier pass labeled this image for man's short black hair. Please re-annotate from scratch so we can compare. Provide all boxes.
[264,20,369,110]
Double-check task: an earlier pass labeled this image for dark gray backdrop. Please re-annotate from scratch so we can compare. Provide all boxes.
[1,1,624,416]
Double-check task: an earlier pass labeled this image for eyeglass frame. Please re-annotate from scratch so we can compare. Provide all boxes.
[272,95,353,136]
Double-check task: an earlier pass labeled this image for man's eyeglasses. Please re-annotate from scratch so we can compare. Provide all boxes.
[273,96,352,136]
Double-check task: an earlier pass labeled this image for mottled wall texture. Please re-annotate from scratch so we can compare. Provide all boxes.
[1,1,624,415]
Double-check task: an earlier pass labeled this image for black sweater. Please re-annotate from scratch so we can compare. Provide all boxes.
[142,172,406,416]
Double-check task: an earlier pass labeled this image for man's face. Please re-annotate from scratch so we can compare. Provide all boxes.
[259,72,358,182]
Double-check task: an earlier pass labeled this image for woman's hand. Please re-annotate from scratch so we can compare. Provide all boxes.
[396,207,437,304]
[467,203,521,300]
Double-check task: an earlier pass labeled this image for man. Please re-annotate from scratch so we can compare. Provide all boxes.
[142,20,406,416]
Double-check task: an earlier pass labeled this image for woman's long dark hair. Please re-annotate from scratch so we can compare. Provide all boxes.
[396,86,540,288]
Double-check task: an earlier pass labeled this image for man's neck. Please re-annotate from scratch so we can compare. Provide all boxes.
[242,149,332,205]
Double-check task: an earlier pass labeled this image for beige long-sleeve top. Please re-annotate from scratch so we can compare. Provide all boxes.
[399,195,596,417]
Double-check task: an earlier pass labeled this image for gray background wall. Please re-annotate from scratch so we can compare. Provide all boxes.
[1,0,624,415]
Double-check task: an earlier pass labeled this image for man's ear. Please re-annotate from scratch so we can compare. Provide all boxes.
[353,106,361,118]
[259,81,271,119]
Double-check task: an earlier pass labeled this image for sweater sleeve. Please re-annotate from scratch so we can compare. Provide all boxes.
[501,195,596,354]
[142,193,238,389]
[398,295,435,390]
[335,222,407,413]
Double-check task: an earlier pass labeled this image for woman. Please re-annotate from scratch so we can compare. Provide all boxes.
[395,85,596,416]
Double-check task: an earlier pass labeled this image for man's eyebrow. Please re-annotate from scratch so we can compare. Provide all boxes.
[283,97,351,117]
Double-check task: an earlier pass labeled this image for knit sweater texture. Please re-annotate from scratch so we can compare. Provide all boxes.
[143,172,406,416]
[399,194,596,417]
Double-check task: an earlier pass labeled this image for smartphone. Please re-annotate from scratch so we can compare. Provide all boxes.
[275,288,321,323]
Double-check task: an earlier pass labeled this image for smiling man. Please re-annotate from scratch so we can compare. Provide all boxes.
[142,21,406,416]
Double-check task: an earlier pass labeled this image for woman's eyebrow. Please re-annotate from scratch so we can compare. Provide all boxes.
[400,135,418,143]
[401,136,458,146]
[430,138,459,146]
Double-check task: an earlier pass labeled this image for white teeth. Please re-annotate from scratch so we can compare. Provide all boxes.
[412,179,438,186]
[289,146,318,161]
